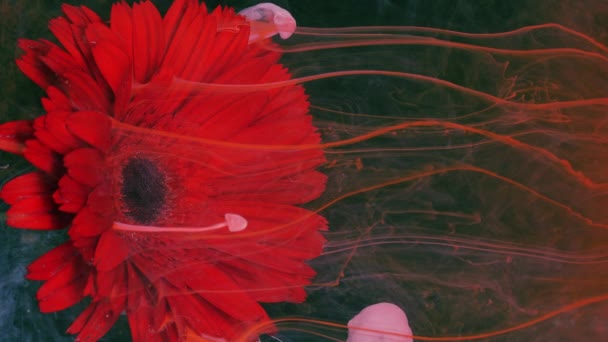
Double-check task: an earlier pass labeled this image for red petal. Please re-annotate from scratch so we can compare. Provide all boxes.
[41,86,71,112]
[68,298,124,342]
[254,68,308,119]
[95,231,129,271]
[163,0,204,45]
[208,240,316,275]
[210,170,327,204]
[23,139,63,176]
[110,2,133,57]
[33,115,76,155]
[168,264,268,323]
[16,39,54,89]
[62,4,101,26]
[132,1,164,83]
[66,111,111,152]
[174,16,218,80]
[45,110,84,151]
[83,273,95,297]
[64,148,105,187]
[152,296,173,332]
[88,25,132,114]
[0,120,34,155]
[161,1,208,78]
[38,280,85,312]
[27,241,78,280]
[53,174,90,213]
[70,206,112,238]
[204,144,325,183]
[38,41,79,77]
[201,30,250,82]
[203,8,249,81]
[1,171,55,205]
[125,263,160,341]
[165,292,237,339]
[48,17,87,69]
[66,302,95,335]
[204,201,327,275]
[85,185,113,216]
[6,196,70,229]
[232,114,320,145]
[110,267,171,339]
[79,5,103,23]
[95,264,127,298]
[220,258,309,303]
[61,69,110,112]
[210,53,274,84]
[37,258,87,312]
[186,93,266,140]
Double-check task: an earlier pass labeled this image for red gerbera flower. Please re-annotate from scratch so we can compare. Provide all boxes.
[0,1,327,341]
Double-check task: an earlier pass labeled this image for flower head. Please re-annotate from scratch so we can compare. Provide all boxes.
[0,1,327,341]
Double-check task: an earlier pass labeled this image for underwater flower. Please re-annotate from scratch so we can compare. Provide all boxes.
[0,0,327,341]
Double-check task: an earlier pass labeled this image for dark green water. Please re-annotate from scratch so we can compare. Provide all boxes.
[1,1,607,341]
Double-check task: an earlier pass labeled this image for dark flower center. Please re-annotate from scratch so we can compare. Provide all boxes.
[120,157,167,224]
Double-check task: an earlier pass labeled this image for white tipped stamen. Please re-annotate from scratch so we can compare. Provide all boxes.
[112,213,248,234]
[225,213,248,232]
[239,3,297,43]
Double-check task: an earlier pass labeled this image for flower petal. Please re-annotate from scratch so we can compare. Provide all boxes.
[88,25,132,114]
[195,9,249,81]
[64,148,105,187]
[0,164,71,229]
[61,69,111,112]
[48,17,87,69]
[0,120,34,155]
[132,1,164,83]
[125,263,161,341]
[95,264,127,299]
[6,196,70,229]
[27,241,78,280]
[161,0,207,78]
[41,86,71,112]
[219,258,309,303]
[1,171,54,205]
[163,0,203,45]
[16,39,55,89]
[95,231,129,271]
[165,291,237,339]
[36,257,87,312]
[110,2,133,55]
[67,297,125,342]
[42,110,84,153]
[169,264,268,322]
[53,174,90,213]
[69,206,112,238]
[181,92,267,140]
[38,40,80,77]
[23,139,64,176]
[66,111,111,152]
[206,200,327,275]
[33,114,78,155]
[62,4,102,25]
[210,170,327,204]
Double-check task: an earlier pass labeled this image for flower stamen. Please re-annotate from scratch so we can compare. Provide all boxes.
[239,3,296,44]
[112,213,248,233]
